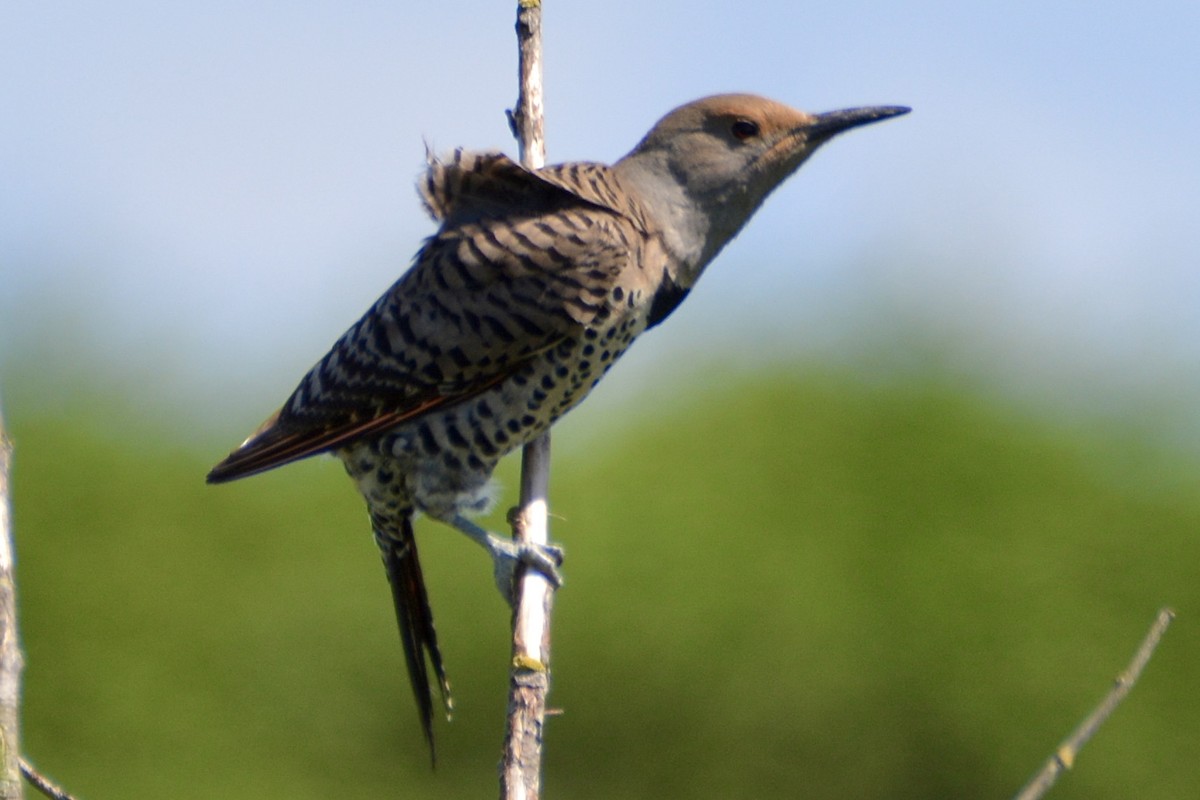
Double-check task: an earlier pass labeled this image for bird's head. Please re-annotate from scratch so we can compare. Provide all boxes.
[615,94,909,277]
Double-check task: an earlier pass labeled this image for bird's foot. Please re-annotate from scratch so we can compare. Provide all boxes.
[450,515,564,602]
[486,535,565,598]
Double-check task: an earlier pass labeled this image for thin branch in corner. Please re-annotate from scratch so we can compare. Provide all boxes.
[501,3,556,799]
[1013,607,1176,800]
[20,758,79,800]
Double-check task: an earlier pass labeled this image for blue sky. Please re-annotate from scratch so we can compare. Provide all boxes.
[3,1,1198,439]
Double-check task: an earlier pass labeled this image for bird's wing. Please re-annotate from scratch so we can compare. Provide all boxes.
[419,149,651,231]
[208,152,642,483]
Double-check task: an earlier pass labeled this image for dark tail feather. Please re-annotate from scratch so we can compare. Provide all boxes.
[378,515,452,764]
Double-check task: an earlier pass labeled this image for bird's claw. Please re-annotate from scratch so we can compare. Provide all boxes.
[487,535,564,601]
[446,514,564,602]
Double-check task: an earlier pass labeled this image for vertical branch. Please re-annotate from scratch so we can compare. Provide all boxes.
[502,3,554,800]
[510,1,546,169]
[0,411,26,800]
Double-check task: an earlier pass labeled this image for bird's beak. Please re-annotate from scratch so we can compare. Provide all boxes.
[805,105,911,144]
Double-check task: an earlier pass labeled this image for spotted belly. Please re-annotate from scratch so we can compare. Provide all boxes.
[340,319,638,524]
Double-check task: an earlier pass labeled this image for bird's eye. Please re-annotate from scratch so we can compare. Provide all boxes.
[730,119,760,141]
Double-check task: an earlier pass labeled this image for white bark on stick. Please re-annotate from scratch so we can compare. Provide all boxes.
[501,3,555,799]
[0,412,25,800]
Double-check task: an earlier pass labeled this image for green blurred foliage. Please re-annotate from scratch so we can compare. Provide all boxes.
[5,369,1198,799]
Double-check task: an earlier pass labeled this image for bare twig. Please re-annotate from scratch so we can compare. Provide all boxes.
[0,412,26,799]
[501,3,556,799]
[1013,607,1175,800]
[2,415,79,800]
[18,759,77,800]
[507,1,546,169]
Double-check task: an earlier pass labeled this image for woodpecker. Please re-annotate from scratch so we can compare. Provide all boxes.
[208,94,909,755]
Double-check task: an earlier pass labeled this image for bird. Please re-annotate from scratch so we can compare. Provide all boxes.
[207,93,909,757]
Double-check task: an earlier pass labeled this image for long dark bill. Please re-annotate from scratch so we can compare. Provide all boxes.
[806,105,911,144]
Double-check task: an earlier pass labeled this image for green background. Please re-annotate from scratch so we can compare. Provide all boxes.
[6,366,1196,798]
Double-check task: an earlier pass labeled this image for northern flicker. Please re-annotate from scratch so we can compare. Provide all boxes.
[208,94,908,754]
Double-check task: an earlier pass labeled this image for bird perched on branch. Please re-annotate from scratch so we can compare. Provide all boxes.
[208,93,908,756]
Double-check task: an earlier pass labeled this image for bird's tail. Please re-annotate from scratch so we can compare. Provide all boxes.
[377,514,452,763]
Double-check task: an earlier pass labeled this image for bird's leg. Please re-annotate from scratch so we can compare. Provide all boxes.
[449,514,564,601]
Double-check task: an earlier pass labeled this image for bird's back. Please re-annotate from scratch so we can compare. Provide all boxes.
[209,150,663,484]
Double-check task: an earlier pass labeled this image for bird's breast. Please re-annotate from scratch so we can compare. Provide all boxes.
[342,315,646,521]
